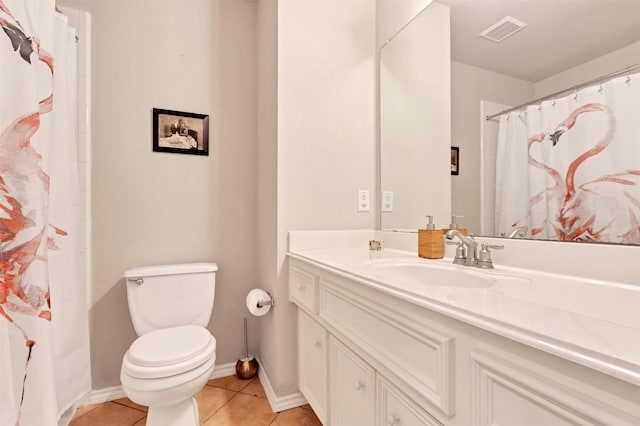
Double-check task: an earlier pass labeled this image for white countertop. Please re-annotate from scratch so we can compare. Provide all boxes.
[288,244,640,386]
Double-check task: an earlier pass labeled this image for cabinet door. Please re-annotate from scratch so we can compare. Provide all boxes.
[330,336,375,426]
[299,311,328,424]
[378,376,442,426]
[470,350,640,426]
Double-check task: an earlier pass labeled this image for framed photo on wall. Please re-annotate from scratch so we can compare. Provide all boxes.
[152,108,209,156]
[451,146,459,175]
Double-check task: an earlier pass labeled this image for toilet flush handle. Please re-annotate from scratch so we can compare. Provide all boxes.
[127,277,144,285]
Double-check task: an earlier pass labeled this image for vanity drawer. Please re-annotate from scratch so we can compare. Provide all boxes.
[319,279,455,415]
[378,376,443,426]
[289,267,317,312]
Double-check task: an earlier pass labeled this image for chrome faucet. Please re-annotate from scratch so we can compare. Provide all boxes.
[445,230,479,266]
[507,226,527,238]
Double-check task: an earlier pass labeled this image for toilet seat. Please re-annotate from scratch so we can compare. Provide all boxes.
[121,354,216,393]
[123,325,216,380]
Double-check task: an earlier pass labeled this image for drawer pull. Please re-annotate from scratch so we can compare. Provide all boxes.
[297,284,305,292]
[354,381,365,391]
[387,414,399,425]
[313,340,322,348]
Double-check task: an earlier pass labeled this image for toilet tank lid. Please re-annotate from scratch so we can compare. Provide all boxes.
[124,262,218,278]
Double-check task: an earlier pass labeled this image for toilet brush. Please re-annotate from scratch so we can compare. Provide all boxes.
[236,317,258,380]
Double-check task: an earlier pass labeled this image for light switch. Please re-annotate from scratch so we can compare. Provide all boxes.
[357,190,370,212]
[382,191,393,212]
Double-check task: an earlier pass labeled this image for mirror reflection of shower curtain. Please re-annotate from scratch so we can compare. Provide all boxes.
[480,100,511,236]
[0,1,90,425]
[495,73,640,244]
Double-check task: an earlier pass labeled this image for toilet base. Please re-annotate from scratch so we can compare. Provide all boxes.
[146,397,199,426]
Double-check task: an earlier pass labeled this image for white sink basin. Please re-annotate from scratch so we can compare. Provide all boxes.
[365,261,494,288]
[364,259,637,329]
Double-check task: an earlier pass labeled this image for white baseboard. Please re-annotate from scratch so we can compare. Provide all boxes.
[257,357,308,413]
[89,360,308,413]
[89,361,237,405]
[208,361,237,380]
[90,385,126,404]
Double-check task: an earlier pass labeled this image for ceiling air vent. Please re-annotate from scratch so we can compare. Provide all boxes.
[479,16,527,43]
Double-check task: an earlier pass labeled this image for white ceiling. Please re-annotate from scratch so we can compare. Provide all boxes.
[436,0,640,82]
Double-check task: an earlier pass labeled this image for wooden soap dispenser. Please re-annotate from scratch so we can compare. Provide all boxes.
[418,215,444,259]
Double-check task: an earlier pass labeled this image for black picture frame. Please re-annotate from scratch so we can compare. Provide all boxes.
[451,146,459,175]
[152,108,209,156]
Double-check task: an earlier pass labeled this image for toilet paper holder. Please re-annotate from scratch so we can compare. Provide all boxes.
[246,288,276,316]
[256,295,276,308]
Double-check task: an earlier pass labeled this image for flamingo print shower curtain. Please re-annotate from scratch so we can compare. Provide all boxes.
[0,1,90,425]
[495,72,640,244]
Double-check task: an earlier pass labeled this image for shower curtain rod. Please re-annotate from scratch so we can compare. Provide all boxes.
[485,63,640,121]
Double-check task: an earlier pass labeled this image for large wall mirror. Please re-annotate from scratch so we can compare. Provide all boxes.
[379,0,640,245]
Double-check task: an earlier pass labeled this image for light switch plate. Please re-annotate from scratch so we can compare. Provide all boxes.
[358,190,370,212]
[382,191,393,212]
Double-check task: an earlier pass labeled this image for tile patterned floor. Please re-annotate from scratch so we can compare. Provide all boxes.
[70,375,321,426]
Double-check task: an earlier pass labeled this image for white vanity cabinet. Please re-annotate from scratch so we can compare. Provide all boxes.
[378,376,443,426]
[291,260,446,426]
[289,258,640,426]
[298,311,328,424]
[329,337,376,425]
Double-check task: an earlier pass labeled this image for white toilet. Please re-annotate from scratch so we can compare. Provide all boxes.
[120,263,218,426]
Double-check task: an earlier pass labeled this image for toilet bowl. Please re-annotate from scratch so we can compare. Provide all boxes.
[121,326,216,425]
[120,263,218,426]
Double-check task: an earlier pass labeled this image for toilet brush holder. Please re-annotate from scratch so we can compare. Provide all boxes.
[236,318,258,380]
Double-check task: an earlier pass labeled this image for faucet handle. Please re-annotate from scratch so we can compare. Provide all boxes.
[447,241,466,265]
[477,243,503,269]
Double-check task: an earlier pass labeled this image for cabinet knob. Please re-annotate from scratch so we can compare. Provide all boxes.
[354,381,365,390]
[297,284,305,292]
[313,340,322,348]
[387,414,399,425]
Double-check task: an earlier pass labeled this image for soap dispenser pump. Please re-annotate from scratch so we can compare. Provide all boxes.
[418,215,444,259]
[425,215,436,230]
[448,215,467,235]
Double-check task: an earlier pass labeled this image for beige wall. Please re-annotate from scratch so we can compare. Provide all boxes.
[535,41,640,98]
[376,0,431,47]
[267,0,377,397]
[58,0,259,389]
[256,0,280,397]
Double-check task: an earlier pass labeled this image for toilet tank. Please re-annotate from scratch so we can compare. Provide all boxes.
[123,263,218,336]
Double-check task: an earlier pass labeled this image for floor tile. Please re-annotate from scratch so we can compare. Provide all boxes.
[240,377,267,399]
[195,384,237,422]
[69,402,146,426]
[132,416,146,426]
[207,374,252,392]
[113,397,148,412]
[202,393,277,426]
[67,375,326,426]
[271,407,322,426]
[70,404,99,421]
